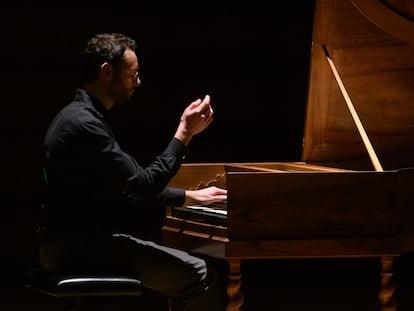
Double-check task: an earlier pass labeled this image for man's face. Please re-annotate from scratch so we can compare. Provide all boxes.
[108,49,141,105]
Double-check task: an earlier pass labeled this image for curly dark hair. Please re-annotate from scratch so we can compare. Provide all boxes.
[81,33,137,82]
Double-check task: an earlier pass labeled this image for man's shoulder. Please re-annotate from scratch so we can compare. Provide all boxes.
[46,89,109,141]
[58,99,99,124]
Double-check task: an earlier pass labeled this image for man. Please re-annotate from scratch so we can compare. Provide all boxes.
[38,33,227,311]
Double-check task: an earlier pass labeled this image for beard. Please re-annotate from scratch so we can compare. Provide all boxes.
[109,83,134,106]
[115,92,133,105]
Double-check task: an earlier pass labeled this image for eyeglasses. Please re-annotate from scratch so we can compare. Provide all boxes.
[125,71,140,81]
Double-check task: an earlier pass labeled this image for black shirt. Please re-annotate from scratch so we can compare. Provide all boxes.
[41,88,187,233]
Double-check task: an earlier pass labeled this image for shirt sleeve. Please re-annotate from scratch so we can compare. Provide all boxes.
[80,121,188,206]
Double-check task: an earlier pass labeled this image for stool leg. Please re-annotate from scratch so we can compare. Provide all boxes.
[63,298,85,311]
[63,297,104,311]
[63,300,79,311]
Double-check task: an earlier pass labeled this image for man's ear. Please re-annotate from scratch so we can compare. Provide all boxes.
[101,62,112,78]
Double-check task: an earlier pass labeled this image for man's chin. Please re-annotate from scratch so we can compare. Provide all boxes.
[115,96,133,106]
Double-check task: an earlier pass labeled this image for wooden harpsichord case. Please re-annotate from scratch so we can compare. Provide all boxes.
[162,1,414,310]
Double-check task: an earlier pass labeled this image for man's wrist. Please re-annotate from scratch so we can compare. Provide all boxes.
[174,124,192,146]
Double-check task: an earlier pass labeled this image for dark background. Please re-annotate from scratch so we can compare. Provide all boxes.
[2,0,314,274]
[2,1,414,310]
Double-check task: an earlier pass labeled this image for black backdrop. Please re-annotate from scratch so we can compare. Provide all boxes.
[0,0,316,283]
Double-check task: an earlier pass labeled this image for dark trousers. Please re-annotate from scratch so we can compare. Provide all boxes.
[39,232,226,311]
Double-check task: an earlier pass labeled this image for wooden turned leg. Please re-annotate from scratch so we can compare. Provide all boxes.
[379,256,396,311]
[226,259,244,311]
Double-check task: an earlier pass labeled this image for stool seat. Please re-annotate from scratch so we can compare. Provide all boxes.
[25,267,143,298]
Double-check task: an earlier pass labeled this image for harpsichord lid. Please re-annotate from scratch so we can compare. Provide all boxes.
[302,0,414,170]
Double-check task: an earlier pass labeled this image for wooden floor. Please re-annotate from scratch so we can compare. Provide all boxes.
[5,255,414,311]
